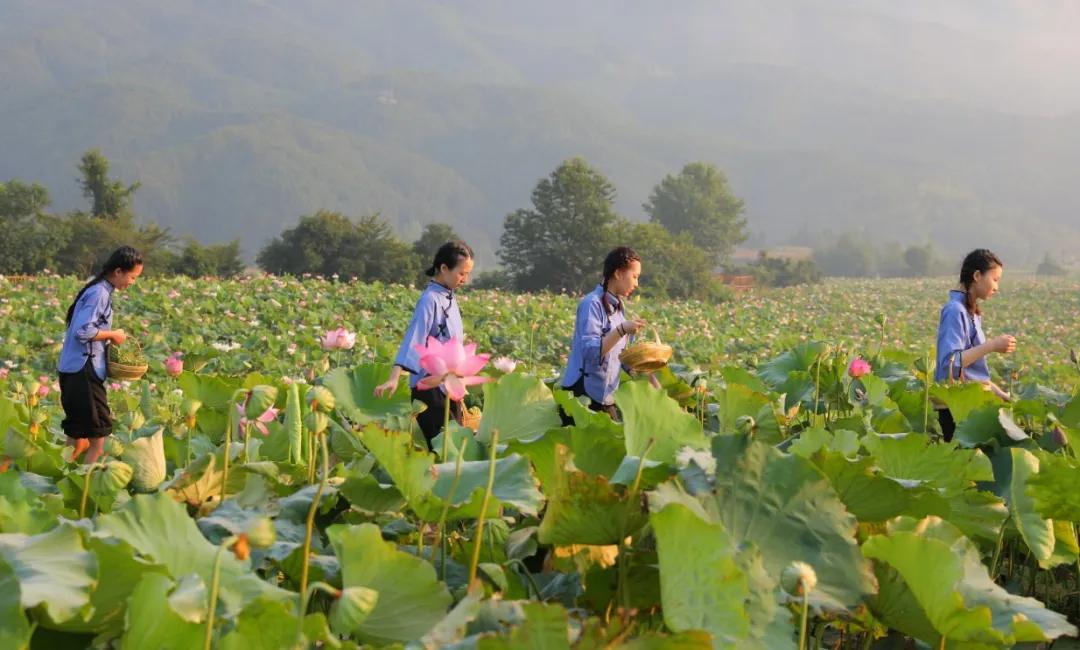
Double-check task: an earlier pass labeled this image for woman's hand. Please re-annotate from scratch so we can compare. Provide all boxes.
[109,329,128,345]
[374,366,403,398]
[621,318,647,336]
[990,334,1016,354]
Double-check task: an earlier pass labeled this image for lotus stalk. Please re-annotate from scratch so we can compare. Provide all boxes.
[436,437,468,581]
[203,534,237,650]
[468,429,499,587]
[298,429,330,619]
[79,461,107,519]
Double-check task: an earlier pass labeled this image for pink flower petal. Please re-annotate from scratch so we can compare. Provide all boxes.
[459,353,491,377]
[443,374,467,401]
[459,375,493,387]
[417,374,446,391]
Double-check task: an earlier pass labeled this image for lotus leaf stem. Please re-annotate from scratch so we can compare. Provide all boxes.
[468,429,498,587]
[298,430,329,619]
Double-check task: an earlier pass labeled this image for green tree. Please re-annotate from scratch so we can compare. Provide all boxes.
[411,222,460,286]
[172,238,246,277]
[643,162,747,264]
[0,179,68,274]
[1036,253,1068,277]
[499,158,620,292]
[903,244,934,277]
[257,210,416,283]
[78,149,140,219]
[617,221,728,301]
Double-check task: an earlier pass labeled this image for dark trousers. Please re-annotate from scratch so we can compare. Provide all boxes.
[59,357,113,439]
[412,386,463,449]
[558,376,618,426]
[938,409,956,443]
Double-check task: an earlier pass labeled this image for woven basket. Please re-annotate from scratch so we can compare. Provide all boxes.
[461,407,482,432]
[619,329,673,372]
[108,361,148,381]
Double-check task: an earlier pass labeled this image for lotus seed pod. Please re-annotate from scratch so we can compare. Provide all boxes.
[781,561,817,597]
[306,386,335,413]
[245,385,278,420]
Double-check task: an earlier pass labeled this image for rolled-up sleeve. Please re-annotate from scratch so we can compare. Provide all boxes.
[578,300,606,373]
[935,305,967,382]
[394,293,436,374]
[73,288,108,344]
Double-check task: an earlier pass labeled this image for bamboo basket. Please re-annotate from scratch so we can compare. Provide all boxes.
[461,407,482,432]
[108,360,148,381]
[619,329,673,372]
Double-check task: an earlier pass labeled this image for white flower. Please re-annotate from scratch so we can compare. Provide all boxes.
[492,356,518,373]
[781,561,818,596]
[675,446,716,477]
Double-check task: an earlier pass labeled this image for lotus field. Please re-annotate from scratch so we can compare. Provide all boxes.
[3,273,1080,649]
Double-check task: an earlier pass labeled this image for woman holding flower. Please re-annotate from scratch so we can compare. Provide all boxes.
[934,248,1016,441]
[559,246,647,422]
[375,241,475,445]
[57,246,143,464]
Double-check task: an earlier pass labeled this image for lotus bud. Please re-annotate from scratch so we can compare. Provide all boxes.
[244,517,276,549]
[305,411,329,434]
[1052,425,1068,447]
[329,586,379,634]
[1072,349,1079,365]
[781,561,817,597]
[245,385,278,420]
[306,386,335,413]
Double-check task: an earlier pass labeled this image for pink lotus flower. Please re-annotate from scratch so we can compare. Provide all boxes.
[0,368,8,380]
[165,354,184,377]
[36,384,50,398]
[236,403,280,437]
[848,358,872,379]
[492,356,518,373]
[320,327,356,351]
[415,337,492,401]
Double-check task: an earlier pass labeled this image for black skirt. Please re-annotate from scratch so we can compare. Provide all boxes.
[59,357,113,439]
[412,386,464,448]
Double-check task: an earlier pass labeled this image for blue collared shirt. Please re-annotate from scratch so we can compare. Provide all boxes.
[393,281,464,389]
[561,285,630,405]
[58,280,114,381]
[935,290,991,384]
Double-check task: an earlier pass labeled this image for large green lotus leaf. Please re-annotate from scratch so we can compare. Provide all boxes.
[706,435,875,612]
[94,493,290,616]
[863,516,1076,646]
[650,502,750,646]
[929,382,999,423]
[1026,453,1080,522]
[788,428,860,459]
[616,381,707,465]
[505,429,569,491]
[1009,448,1055,566]
[477,373,562,444]
[1061,390,1080,428]
[431,453,543,518]
[721,366,769,394]
[569,421,626,479]
[0,472,56,534]
[0,525,96,624]
[47,536,167,637]
[809,451,913,523]
[339,474,407,514]
[121,426,166,491]
[327,523,451,645]
[120,573,204,650]
[178,371,241,410]
[414,587,483,649]
[324,364,414,425]
[0,557,30,650]
[163,443,247,512]
[538,446,648,546]
[952,403,1006,447]
[714,382,770,432]
[357,425,441,520]
[219,598,304,650]
[756,342,827,390]
[1050,519,1080,567]
[869,563,939,644]
[476,602,570,650]
[905,488,1007,548]
[862,433,993,489]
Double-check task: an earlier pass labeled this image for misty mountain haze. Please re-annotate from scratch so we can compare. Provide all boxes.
[2,0,1079,266]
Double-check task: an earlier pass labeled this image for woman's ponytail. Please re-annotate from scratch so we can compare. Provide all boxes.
[65,246,143,325]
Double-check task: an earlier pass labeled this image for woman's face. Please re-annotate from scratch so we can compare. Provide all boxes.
[438,257,474,289]
[971,264,1002,300]
[609,260,641,298]
[111,264,143,290]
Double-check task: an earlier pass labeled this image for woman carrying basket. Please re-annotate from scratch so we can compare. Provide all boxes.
[934,248,1016,442]
[58,246,143,464]
[559,246,647,422]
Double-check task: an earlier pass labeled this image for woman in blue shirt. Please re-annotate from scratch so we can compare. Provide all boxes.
[58,246,143,463]
[375,241,473,446]
[560,246,647,421]
[934,248,1016,441]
